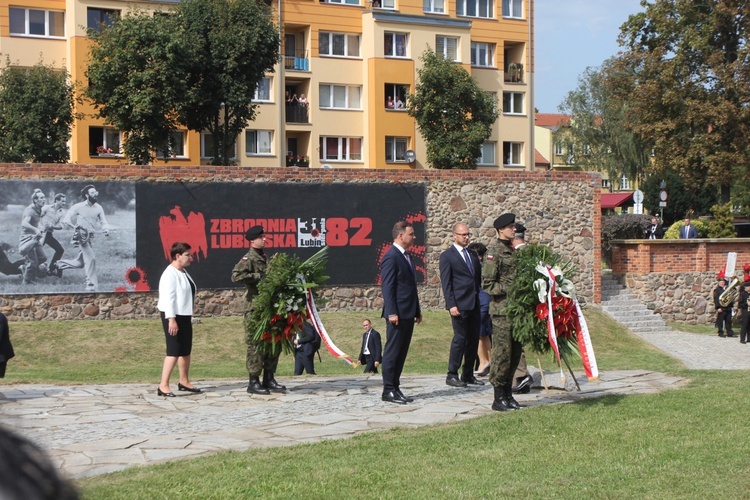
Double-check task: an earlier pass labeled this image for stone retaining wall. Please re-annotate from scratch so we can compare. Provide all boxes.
[0,164,601,321]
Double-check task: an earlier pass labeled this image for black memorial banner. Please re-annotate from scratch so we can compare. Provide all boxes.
[135,182,426,290]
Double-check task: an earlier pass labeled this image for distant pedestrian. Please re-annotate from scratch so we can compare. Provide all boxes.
[357,319,382,374]
[680,217,698,239]
[294,321,317,375]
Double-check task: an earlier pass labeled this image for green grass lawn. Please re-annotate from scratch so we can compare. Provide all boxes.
[5,308,748,498]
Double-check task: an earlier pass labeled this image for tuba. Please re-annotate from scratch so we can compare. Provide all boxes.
[719,277,741,307]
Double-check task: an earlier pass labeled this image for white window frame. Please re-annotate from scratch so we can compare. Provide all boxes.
[319,32,361,58]
[89,127,123,157]
[457,0,494,19]
[245,130,273,156]
[436,36,459,62]
[201,132,237,160]
[253,77,272,102]
[620,175,630,190]
[423,0,446,14]
[323,0,361,4]
[385,32,408,58]
[502,91,524,114]
[477,142,496,165]
[319,136,363,162]
[319,84,362,110]
[602,179,611,189]
[502,0,523,19]
[156,131,187,159]
[385,83,409,110]
[386,137,409,163]
[373,0,396,9]
[9,7,65,38]
[503,141,523,166]
[471,42,494,67]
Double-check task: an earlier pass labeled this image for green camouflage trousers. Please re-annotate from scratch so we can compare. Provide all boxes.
[488,314,523,387]
[244,312,281,376]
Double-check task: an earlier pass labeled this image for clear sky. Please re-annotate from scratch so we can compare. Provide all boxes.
[533,0,645,113]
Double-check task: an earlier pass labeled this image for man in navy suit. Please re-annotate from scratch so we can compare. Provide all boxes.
[357,319,382,373]
[293,321,317,375]
[680,217,698,239]
[380,221,422,404]
[439,222,485,388]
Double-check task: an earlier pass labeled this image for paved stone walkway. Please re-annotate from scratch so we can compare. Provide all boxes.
[2,323,748,479]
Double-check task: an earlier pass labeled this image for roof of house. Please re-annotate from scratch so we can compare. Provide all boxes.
[535,113,571,128]
[601,192,634,209]
[534,149,550,167]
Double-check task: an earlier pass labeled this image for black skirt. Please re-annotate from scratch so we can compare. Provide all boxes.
[160,312,193,357]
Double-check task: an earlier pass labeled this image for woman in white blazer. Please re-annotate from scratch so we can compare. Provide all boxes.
[157,242,199,396]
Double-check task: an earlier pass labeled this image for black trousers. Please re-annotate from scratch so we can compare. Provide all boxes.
[362,354,378,373]
[381,318,414,392]
[740,309,750,343]
[294,350,315,375]
[716,310,733,335]
[43,232,64,267]
[447,306,480,379]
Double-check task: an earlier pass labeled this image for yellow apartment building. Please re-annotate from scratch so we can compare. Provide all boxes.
[0,0,533,169]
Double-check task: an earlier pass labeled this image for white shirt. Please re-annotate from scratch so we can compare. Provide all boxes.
[157,265,196,318]
[363,329,372,355]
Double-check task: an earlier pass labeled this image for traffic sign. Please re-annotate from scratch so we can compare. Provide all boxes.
[659,189,668,202]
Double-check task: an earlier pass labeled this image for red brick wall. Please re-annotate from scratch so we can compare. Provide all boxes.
[610,239,750,274]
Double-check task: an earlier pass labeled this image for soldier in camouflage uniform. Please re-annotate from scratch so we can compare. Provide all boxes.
[231,225,286,395]
[481,213,523,411]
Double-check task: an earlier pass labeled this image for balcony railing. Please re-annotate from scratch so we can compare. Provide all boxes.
[283,49,309,71]
[504,63,524,83]
[286,103,309,124]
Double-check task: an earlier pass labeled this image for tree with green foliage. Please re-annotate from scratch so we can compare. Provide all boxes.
[612,0,750,204]
[0,60,74,163]
[173,0,279,166]
[86,12,187,165]
[408,49,498,169]
[708,202,737,238]
[559,59,653,184]
[641,170,717,224]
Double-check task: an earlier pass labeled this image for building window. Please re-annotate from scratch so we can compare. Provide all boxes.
[502,0,523,18]
[319,137,362,161]
[386,137,409,162]
[9,8,64,38]
[201,133,237,160]
[471,42,494,67]
[502,91,524,114]
[319,32,360,58]
[245,130,273,155]
[320,84,362,110]
[423,0,445,13]
[503,142,522,166]
[457,0,494,19]
[89,127,122,156]
[620,175,630,190]
[436,36,459,61]
[554,142,564,155]
[385,32,408,58]
[385,84,409,110]
[322,0,360,4]
[156,131,186,159]
[602,179,611,189]
[253,78,271,102]
[581,144,591,156]
[477,142,496,165]
[373,0,396,8]
[87,8,120,33]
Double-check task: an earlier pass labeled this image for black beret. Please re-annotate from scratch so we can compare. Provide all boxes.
[245,225,264,241]
[493,213,515,230]
[515,222,526,234]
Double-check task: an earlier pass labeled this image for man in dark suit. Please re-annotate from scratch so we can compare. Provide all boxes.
[357,319,382,373]
[293,321,317,375]
[380,221,422,404]
[646,216,664,240]
[680,217,698,239]
[439,222,484,388]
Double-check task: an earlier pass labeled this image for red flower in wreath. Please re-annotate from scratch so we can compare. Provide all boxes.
[535,303,549,321]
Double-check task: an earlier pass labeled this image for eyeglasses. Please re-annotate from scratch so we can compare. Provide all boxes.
[454,232,470,237]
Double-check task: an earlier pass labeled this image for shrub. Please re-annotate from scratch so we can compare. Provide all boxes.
[707,203,736,238]
[664,219,708,239]
[601,214,651,264]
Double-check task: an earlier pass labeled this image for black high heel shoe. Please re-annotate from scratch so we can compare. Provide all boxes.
[157,388,176,397]
[178,383,202,393]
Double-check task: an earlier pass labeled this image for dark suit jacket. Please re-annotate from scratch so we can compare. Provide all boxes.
[295,322,318,357]
[358,328,382,364]
[380,244,421,320]
[439,245,481,312]
[680,225,698,239]
[647,223,664,239]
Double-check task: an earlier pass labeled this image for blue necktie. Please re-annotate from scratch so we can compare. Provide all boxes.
[462,248,473,274]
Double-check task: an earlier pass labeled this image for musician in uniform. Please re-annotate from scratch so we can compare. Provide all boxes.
[739,281,750,344]
[713,276,736,338]
[231,225,286,395]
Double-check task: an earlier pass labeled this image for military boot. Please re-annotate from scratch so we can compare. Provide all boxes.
[491,385,516,412]
[505,384,522,410]
[262,371,287,393]
[247,375,270,395]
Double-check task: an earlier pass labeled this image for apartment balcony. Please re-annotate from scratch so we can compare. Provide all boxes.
[504,63,524,83]
[284,49,309,71]
[285,103,309,124]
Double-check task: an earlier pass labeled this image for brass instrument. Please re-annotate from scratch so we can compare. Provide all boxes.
[719,277,741,307]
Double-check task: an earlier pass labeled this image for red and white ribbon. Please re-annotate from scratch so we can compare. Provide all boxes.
[306,289,355,365]
[541,265,566,382]
[574,300,598,381]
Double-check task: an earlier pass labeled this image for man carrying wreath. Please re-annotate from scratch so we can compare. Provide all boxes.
[232,225,287,395]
